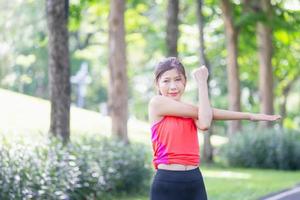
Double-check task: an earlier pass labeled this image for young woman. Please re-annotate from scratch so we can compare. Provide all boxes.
[148,57,281,200]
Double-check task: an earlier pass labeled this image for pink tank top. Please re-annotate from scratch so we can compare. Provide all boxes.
[151,116,200,169]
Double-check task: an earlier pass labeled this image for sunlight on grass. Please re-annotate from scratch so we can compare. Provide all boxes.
[0,89,105,134]
[0,88,148,140]
[204,170,251,179]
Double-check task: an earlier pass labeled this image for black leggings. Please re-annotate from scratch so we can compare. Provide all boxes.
[150,168,207,200]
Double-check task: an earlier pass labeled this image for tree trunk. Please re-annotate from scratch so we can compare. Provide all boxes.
[221,0,241,137]
[166,0,179,57]
[256,0,274,128]
[279,77,298,127]
[46,0,70,143]
[108,0,129,143]
[197,0,213,163]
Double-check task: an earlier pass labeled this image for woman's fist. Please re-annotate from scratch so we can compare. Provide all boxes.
[192,65,209,83]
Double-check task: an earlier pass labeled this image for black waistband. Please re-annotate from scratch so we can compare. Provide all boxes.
[154,168,203,182]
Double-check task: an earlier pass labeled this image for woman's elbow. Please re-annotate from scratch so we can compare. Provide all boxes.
[199,125,210,131]
[198,115,213,131]
[198,120,211,131]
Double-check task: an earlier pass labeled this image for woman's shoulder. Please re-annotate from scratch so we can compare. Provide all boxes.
[148,95,196,124]
[148,95,167,107]
[148,95,162,125]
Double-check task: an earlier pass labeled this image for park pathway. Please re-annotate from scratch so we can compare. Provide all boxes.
[260,185,300,200]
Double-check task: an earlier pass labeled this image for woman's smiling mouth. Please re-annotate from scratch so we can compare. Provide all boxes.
[169,92,178,97]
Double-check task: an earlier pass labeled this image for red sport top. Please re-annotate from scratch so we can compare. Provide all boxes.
[151,116,200,169]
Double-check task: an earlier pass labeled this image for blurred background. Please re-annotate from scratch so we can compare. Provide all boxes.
[0,0,300,199]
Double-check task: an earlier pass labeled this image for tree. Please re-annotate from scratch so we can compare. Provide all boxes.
[108,0,129,143]
[256,0,274,128]
[221,0,241,137]
[197,0,213,163]
[166,0,179,57]
[46,0,71,142]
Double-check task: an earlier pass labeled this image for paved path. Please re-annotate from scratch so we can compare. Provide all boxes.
[260,185,300,200]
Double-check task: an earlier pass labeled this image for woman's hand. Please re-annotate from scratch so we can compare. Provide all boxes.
[249,113,282,121]
[192,65,209,83]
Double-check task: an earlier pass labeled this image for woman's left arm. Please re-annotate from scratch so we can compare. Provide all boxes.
[212,108,281,121]
[193,66,213,131]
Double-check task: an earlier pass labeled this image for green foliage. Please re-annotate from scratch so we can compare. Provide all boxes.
[0,135,152,200]
[0,0,48,98]
[220,129,300,170]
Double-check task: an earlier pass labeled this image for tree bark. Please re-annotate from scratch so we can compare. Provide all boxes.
[46,0,71,142]
[256,0,274,128]
[279,77,298,127]
[221,0,241,137]
[197,0,213,163]
[166,0,179,57]
[108,0,129,143]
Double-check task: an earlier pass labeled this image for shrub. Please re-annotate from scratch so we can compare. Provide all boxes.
[0,134,152,200]
[220,129,300,170]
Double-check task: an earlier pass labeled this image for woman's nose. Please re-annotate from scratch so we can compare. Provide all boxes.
[169,81,177,89]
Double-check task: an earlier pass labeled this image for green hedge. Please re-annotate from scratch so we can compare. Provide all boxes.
[220,129,300,170]
[0,135,152,200]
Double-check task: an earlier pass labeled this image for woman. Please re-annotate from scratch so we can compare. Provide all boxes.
[148,57,281,200]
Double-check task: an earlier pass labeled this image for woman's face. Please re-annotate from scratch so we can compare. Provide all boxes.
[157,68,186,101]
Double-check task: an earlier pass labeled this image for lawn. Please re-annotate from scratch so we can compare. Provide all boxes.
[203,165,300,200]
[0,88,150,144]
[1,88,300,200]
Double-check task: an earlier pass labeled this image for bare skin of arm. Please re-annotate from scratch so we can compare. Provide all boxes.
[148,96,281,129]
[192,66,213,130]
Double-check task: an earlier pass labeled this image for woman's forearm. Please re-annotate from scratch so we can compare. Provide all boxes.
[212,108,281,121]
[212,108,250,120]
[197,80,213,127]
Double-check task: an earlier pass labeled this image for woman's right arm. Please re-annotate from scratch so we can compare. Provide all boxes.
[148,95,198,120]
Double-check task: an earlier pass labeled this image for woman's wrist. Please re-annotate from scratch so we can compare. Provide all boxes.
[247,113,253,120]
[196,78,208,85]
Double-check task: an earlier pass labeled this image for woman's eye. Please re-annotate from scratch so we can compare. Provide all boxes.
[175,78,181,81]
[163,80,169,83]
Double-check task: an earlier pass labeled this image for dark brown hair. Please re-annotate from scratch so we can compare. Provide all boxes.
[154,57,187,83]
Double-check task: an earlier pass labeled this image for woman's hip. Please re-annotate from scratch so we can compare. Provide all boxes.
[150,168,207,200]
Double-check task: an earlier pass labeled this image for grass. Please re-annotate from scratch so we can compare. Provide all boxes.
[203,165,300,200]
[0,88,150,144]
[1,88,300,200]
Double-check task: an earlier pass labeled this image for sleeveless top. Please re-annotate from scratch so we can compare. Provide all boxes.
[151,116,200,169]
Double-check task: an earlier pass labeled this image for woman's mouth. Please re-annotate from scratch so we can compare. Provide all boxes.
[169,92,178,97]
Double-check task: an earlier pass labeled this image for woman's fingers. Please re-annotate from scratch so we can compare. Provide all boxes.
[272,114,282,121]
[250,114,282,121]
[263,114,281,121]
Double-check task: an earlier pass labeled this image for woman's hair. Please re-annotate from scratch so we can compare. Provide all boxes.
[154,57,187,83]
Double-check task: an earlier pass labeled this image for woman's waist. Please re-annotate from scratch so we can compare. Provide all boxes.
[157,163,199,171]
[154,165,202,182]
